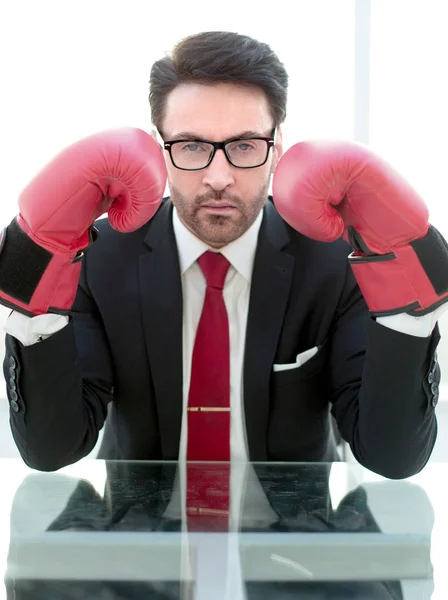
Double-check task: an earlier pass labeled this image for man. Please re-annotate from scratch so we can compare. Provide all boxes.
[0,31,444,479]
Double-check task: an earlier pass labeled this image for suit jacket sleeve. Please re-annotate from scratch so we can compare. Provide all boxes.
[4,266,114,471]
[330,262,439,479]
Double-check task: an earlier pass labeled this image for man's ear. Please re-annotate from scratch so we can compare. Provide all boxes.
[152,128,168,164]
[271,126,284,172]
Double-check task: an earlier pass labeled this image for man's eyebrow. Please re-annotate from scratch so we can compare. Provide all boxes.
[168,132,202,141]
[168,130,269,141]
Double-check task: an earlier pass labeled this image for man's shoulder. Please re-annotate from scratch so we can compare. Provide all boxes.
[268,199,352,265]
[87,217,149,262]
[89,198,170,256]
[266,196,351,258]
[93,215,149,239]
[287,223,352,259]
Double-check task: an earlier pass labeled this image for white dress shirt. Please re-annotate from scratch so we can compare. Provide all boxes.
[165,208,276,500]
[173,206,262,464]
[168,209,277,486]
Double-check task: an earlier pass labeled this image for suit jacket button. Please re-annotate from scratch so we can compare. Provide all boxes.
[431,382,439,395]
[9,378,16,390]
[428,371,435,384]
[9,356,16,368]
[10,400,19,412]
[10,390,18,402]
[432,392,439,407]
[9,366,16,379]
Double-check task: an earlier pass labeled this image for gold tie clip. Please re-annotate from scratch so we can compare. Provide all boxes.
[187,407,231,412]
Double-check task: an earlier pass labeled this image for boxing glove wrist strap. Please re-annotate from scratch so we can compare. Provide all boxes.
[0,218,98,316]
[349,225,448,316]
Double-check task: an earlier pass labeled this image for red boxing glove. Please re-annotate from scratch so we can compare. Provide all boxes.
[272,140,448,316]
[0,128,166,316]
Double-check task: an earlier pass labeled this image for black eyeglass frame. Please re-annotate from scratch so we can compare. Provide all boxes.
[161,129,276,171]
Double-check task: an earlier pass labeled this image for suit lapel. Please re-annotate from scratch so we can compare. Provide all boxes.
[138,200,184,459]
[244,200,295,460]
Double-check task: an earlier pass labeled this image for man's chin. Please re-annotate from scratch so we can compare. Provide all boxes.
[194,223,244,247]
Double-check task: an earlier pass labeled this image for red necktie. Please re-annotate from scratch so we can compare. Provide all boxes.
[186,251,231,531]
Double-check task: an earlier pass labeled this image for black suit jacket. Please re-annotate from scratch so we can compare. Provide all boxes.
[4,199,440,476]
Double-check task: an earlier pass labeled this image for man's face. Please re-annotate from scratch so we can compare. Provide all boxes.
[159,82,283,248]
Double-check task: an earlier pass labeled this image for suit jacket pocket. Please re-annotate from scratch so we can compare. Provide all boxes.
[268,341,331,460]
[272,340,328,386]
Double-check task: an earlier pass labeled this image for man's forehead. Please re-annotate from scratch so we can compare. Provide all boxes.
[162,82,272,139]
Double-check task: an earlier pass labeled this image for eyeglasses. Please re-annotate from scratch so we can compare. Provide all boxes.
[160,130,276,171]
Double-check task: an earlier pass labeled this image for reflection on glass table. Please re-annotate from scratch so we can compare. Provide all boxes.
[1,460,440,599]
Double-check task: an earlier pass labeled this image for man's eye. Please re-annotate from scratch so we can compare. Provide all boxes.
[228,141,257,153]
[237,143,254,151]
[181,143,205,152]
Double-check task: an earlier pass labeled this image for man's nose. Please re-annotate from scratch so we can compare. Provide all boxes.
[202,149,235,191]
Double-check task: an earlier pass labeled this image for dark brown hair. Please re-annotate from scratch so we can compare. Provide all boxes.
[149,31,288,132]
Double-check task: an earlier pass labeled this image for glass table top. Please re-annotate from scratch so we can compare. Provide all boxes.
[1,458,446,599]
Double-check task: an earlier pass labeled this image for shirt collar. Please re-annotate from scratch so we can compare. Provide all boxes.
[172,204,263,283]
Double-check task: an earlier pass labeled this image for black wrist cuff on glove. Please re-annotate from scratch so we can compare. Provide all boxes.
[410,225,448,297]
[348,224,448,316]
[0,218,52,304]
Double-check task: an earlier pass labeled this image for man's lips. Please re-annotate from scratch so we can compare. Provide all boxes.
[201,203,237,210]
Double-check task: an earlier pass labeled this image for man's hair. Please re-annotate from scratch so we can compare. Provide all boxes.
[149,31,288,133]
